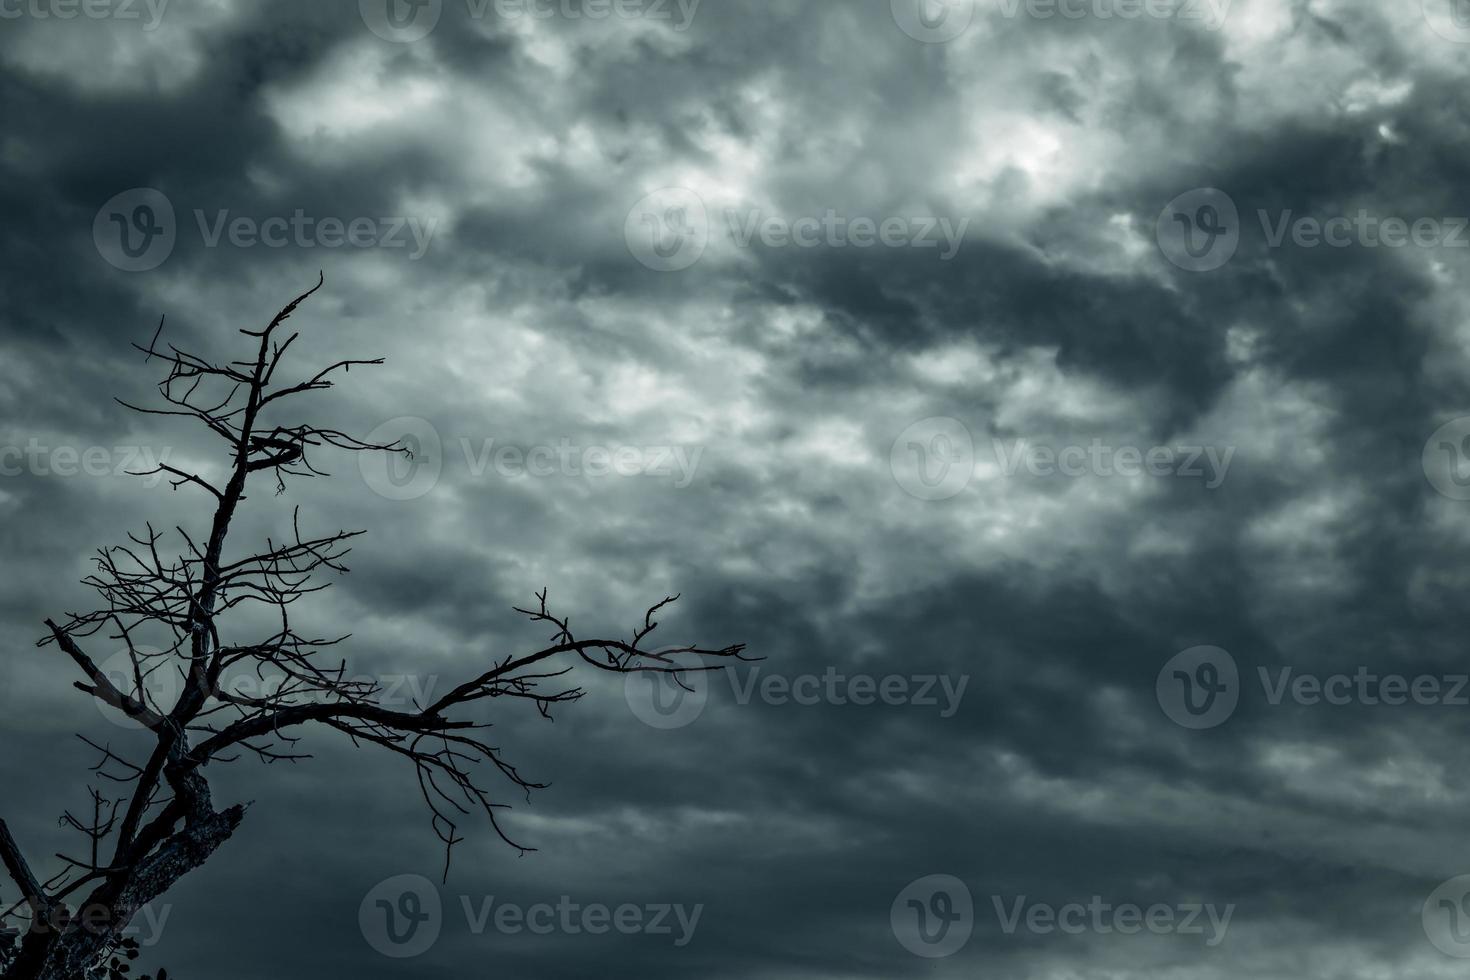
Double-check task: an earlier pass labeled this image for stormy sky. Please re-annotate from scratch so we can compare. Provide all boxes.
[4,0,1470,976]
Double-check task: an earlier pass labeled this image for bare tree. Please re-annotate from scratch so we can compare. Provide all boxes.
[0,277,748,980]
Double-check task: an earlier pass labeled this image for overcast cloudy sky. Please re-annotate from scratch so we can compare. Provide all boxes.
[5,0,1470,976]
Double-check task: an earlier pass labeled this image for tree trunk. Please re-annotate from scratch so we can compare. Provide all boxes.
[3,806,243,980]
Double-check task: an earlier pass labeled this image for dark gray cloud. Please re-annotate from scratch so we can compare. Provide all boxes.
[3,0,1470,977]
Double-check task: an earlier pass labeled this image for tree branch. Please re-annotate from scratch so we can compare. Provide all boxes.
[0,820,50,917]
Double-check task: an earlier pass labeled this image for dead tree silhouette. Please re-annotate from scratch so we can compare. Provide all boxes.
[0,276,748,980]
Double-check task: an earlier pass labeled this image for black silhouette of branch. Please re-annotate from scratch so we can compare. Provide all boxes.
[0,276,749,980]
